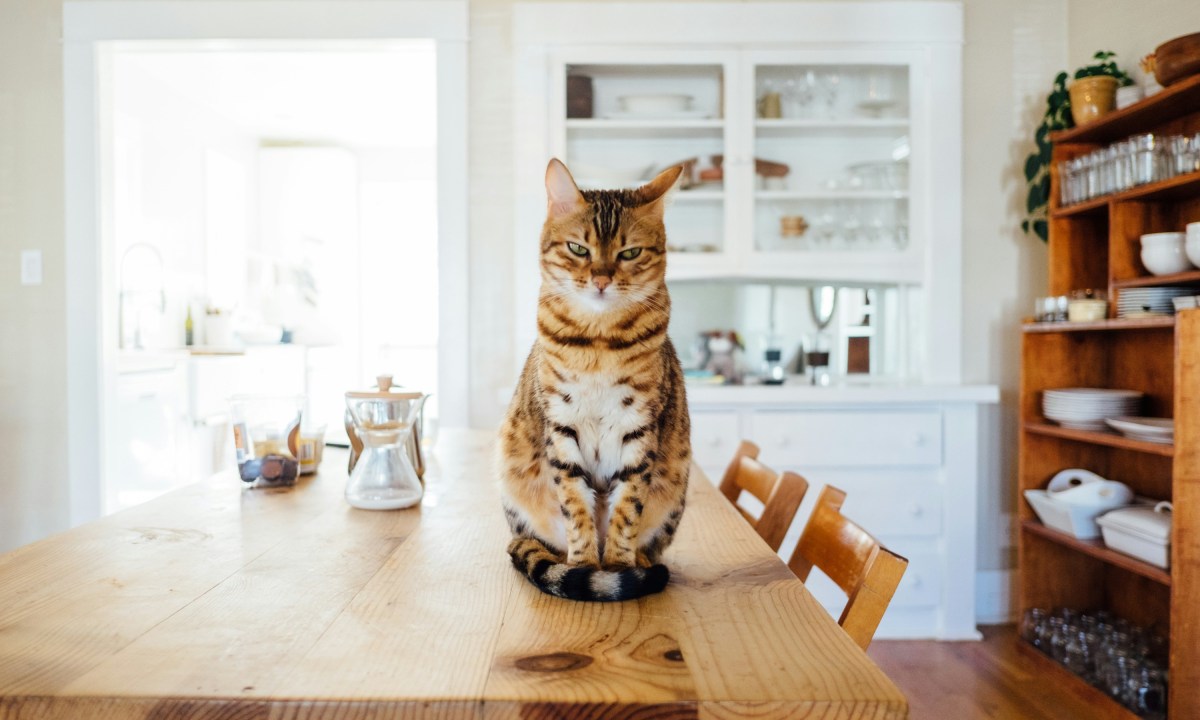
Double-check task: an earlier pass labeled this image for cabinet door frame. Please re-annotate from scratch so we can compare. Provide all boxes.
[739,47,928,284]
[512,2,964,384]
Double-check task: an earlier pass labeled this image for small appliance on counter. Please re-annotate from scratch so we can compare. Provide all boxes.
[343,376,429,510]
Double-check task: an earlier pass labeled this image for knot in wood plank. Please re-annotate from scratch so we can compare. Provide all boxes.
[514,652,593,673]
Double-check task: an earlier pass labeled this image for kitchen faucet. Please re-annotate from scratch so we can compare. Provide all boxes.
[118,242,166,349]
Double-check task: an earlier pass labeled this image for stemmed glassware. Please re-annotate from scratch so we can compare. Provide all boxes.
[815,70,840,118]
[782,72,814,118]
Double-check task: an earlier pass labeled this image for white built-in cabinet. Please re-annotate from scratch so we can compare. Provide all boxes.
[513,3,993,639]
[514,2,965,383]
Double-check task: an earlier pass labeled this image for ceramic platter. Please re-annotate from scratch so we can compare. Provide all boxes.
[1104,416,1174,444]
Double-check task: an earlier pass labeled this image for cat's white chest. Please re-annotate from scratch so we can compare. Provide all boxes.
[548,372,642,485]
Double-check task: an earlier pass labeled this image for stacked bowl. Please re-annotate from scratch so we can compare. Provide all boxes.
[1187,221,1200,267]
[1140,232,1192,275]
[1043,388,1143,431]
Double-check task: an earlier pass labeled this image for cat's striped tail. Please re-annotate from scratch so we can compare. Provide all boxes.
[507,537,669,601]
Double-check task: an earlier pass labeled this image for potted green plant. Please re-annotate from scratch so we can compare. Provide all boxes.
[1021,52,1133,242]
[1069,50,1134,125]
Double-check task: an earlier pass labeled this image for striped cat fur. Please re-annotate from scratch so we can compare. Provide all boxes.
[498,159,691,601]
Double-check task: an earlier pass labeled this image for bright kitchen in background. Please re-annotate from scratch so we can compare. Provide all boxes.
[104,43,440,513]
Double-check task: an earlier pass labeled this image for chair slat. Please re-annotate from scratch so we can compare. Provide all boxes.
[787,485,909,650]
[716,441,808,552]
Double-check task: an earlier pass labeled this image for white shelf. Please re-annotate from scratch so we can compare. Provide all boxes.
[755,118,909,137]
[566,118,724,139]
[756,190,907,201]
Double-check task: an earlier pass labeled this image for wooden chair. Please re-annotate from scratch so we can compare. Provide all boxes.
[787,485,908,650]
[717,440,809,552]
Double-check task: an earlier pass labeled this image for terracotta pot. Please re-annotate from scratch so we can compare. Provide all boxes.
[1068,75,1119,125]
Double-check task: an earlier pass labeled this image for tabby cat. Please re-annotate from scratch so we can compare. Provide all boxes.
[498,159,692,602]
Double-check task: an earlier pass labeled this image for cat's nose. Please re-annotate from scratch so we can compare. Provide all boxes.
[592,275,612,292]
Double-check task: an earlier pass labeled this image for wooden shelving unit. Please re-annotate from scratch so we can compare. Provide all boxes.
[1019,76,1200,718]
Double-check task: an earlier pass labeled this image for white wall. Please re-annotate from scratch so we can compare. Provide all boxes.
[1067,0,1200,86]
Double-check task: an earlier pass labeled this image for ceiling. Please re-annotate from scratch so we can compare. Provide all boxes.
[113,42,438,149]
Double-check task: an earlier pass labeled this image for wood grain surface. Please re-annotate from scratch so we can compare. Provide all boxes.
[0,431,906,720]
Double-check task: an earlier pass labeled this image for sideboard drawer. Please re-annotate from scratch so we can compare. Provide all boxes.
[827,471,943,538]
[747,410,942,467]
[689,410,741,470]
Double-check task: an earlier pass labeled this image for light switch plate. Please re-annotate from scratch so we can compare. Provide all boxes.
[20,250,42,285]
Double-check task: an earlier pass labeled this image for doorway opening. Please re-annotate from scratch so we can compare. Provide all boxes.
[64,2,468,521]
[103,42,441,512]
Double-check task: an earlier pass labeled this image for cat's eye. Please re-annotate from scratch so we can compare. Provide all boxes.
[618,247,642,260]
[567,242,589,257]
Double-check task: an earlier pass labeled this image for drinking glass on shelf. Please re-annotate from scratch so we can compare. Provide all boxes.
[782,72,814,118]
[814,205,839,244]
[1168,134,1193,177]
[816,70,840,118]
[1130,664,1168,718]
[840,202,862,246]
[1021,608,1046,647]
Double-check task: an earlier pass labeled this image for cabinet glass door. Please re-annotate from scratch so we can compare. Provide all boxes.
[556,55,734,275]
[747,59,914,271]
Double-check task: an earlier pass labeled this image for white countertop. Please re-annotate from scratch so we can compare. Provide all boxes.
[686,380,999,405]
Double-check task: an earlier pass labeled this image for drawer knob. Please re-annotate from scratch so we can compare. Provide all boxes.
[908,503,923,518]
[707,436,723,448]
[911,433,927,447]
[776,436,791,448]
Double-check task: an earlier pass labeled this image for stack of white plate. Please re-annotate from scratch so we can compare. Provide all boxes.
[1117,287,1193,317]
[1043,388,1143,430]
[1105,416,1174,444]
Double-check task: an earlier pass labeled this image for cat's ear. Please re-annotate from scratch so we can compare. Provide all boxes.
[634,164,684,214]
[545,158,584,218]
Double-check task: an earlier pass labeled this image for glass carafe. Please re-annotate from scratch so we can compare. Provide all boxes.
[344,382,427,510]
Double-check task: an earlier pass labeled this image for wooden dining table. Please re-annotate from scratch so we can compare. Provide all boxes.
[0,430,906,719]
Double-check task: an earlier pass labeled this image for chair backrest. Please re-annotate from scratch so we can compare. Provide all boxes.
[717,441,809,552]
[788,485,909,650]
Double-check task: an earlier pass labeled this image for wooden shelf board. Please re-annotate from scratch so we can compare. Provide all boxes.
[1113,270,1200,289]
[1052,73,1200,145]
[1023,422,1175,457]
[1014,640,1141,720]
[1021,520,1172,586]
[1051,171,1200,218]
[1022,317,1175,333]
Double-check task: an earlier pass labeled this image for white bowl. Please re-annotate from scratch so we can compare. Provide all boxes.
[1140,233,1193,275]
[1141,231,1186,244]
[1186,233,1200,267]
[618,93,692,115]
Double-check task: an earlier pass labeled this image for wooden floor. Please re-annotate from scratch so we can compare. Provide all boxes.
[868,624,1128,720]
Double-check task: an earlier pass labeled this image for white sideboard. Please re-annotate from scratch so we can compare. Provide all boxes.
[689,383,998,640]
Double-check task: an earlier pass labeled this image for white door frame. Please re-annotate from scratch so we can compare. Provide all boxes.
[63,1,469,526]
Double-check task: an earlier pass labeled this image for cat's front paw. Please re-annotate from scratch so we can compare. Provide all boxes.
[567,549,601,568]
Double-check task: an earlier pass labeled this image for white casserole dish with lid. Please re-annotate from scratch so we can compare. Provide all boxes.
[1096,502,1172,569]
